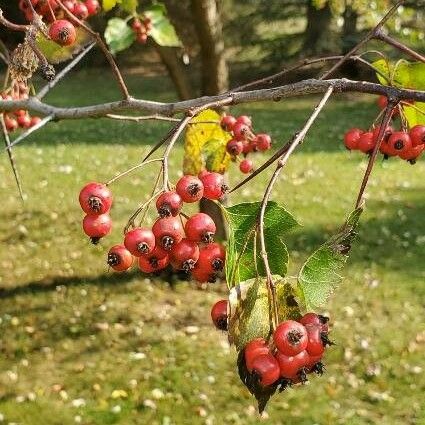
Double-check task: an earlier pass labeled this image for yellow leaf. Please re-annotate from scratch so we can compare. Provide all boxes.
[183,109,231,175]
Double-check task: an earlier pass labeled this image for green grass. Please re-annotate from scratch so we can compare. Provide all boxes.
[0,72,424,425]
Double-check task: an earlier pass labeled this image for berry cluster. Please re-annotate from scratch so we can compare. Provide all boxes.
[79,171,227,284]
[343,96,424,163]
[19,0,100,47]
[1,84,41,133]
[131,17,152,44]
[211,301,332,387]
[221,115,272,174]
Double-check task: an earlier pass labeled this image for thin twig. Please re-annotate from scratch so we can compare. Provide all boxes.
[7,115,54,149]
[55,0,130,99]
[105,158,163,186]
[107,114,181,123]
[320,0,405,79]
[0,114,24,200]
[374,30,425,63]
[355,101,397,208]
[257,86,334,330]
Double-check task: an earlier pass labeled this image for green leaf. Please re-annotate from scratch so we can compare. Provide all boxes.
[120,0,138,13]
[372,60,425,126]
[297,206,363,311]
[104,18,135,54]
[36,28,91,64]
[224,202,299,288]
[102,0,118,12]
[229,276,301,350]
[228,277,301,351]
[201,138,231,173]
[144,4,181,47]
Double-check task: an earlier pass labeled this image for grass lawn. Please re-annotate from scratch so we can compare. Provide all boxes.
[0,71,424,425]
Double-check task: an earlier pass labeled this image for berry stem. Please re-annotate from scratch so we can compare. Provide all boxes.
[257,86,334,330]
[55,0,131,100]
[355,100,397,208]
[105,158,163,186]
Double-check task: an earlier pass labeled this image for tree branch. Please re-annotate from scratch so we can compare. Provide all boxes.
[0,79,423,125]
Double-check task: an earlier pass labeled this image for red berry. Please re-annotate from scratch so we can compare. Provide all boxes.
[344,128,363,150]
[305,325,325,357]
[305,354,323,371]
[152,216,184,251]
[185,213,216,243]
[137,33,148,44]
[399,144,424,162]
[299,313,329,333]
[226,139,243,156]
[17,114,31,129]
[49,20,76,46]
[357,131,375,154]
[235,115,252,128]
[170,238,200,271]
[62,0,76,12]
[196,242,225,273]
[273,320,308,356]
[409,125,425,147]
[191,266,216,283]
[387,131,412,156]
[199,172,227,200]
[82,213,112,243]
[255,133,272,151]
[372,125,394,144]
[132,18,142,31]
[30,116,42,127]
[210,299,228,331]
[73,2,89,19]
[156,191,183,217]
[124,227,155,256]
[220,115,237,132]
[79,182,113,215]
[176,175,204,203]
[198,170,211,180]
[138,246,169,273]
[84,0,99,15]
[4,116,18,132]
[232,122,251,141]
[377,95,387,110]
[276,350,309,380]
[107,244,133,272]
[251,354,280,386]
[244,338,269,372]
[239,159,253,174]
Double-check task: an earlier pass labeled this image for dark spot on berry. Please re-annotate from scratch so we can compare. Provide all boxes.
[88,196,102,213]
[312,362,325,375]
[278,378,291,392]
[149,257,159,269]
[207,273,217,284]
[90,237,100,245]
[158,204,171,217]
[318,315,329,324]
[297,368,308,384]
[287,329,303,345]
[320,332,335,347]
[182,259,196,272]
[107,253,120,267]
[187,182,201,197]
[216,316,228,331]
[161,236,174,250]
[221,184,229,195]
[202,232,214,244]
[211,258,224,272]
[394,140,404,150]
[136,242,149,254]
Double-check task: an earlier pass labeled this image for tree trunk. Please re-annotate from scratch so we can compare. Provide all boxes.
[302,1,333,56]
[341,6,360,78]
[153,43,194,100]
[190,0,229,95]
[190,0,229,240]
